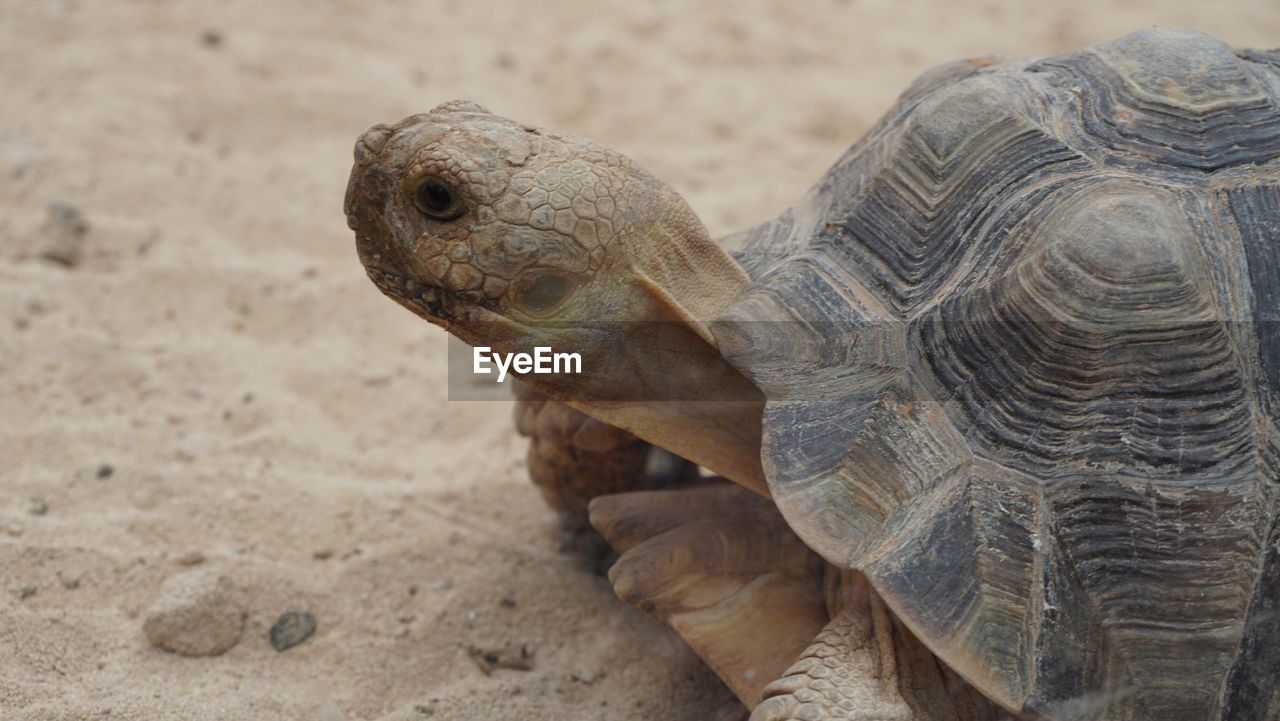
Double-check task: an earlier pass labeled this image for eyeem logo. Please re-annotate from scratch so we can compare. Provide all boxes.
[473,346,582,383]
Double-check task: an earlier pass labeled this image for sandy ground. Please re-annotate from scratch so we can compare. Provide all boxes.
[1,1,1277,719]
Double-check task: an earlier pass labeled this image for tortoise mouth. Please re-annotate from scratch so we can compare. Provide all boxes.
[363,265,457,325]
[363,264,524,336]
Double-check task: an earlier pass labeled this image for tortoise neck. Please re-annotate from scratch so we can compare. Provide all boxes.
[568,394,768,496]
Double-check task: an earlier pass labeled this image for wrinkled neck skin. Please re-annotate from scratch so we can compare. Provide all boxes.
[577,396,768,496]
[450,221,770,498]
[565,300,769,499]
[570,189,768,496]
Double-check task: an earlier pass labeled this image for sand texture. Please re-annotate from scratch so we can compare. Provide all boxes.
[2,1,1278,719]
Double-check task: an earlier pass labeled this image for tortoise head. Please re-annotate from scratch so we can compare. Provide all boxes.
[345,102,766,490]
[344,100,749,352]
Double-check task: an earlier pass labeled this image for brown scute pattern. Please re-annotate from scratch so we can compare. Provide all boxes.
[726,59,994,286]
[865,469,1039,711]
[759,399,880,523]
[1236,47,1280,73]
[765,395,973,569]
[1046,478,1267,719]
[1032,28,1280,172]
[733,28,1280,721]
[1224,185,1280,419]
[813,57,988,216]
[819,75,1086,315]
[1220,506,1280,721]
[916,181,1254,480]
[717,253,905,404]
[716,256,913,565]
[827,399,970,558]
[1024,519,1107,720]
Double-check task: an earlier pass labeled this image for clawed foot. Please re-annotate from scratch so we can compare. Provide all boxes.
[590,483,829,707]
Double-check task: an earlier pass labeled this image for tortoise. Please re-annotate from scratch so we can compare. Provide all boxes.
[344,28,1280,721]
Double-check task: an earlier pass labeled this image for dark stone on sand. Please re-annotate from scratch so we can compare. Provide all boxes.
[269,610,316,651]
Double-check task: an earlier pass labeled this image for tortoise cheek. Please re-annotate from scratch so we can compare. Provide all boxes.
[510,271,578,318]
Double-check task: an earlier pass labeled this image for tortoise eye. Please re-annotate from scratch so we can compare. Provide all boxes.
[413,176,465,220]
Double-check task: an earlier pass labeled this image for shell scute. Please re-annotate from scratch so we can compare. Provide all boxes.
[1034,28,1280,171]
[816,73,1087,315]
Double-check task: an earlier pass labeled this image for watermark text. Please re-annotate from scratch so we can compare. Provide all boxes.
[473,346,582,383]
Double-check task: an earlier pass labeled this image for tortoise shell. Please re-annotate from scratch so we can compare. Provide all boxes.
[715,28,1280,720]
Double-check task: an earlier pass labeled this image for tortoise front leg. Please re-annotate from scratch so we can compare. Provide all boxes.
[752,571,1009,721]
[589,482,829,708]
[513,382,696,569]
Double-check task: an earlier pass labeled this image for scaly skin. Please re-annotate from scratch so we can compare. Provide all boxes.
[752,571,1007,721]
[513,382,696,571]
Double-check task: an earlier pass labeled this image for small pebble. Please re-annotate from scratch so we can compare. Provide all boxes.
[311,548,333,560]
[200,29,223,48]
[269,610,316,651]
[142,568,244,656]
[175,550,206,566]
[19,586,37,601]
[40,202,89,267]
[28,497,48,516]
[396,612,414,624]
[61,577,81,590]
[96,464,114,479]
[465,642,536,675]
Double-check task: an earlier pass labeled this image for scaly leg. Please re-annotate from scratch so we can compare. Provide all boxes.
[513,382,696,569]
[752,571,1009,721]
[590,483,829,708]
